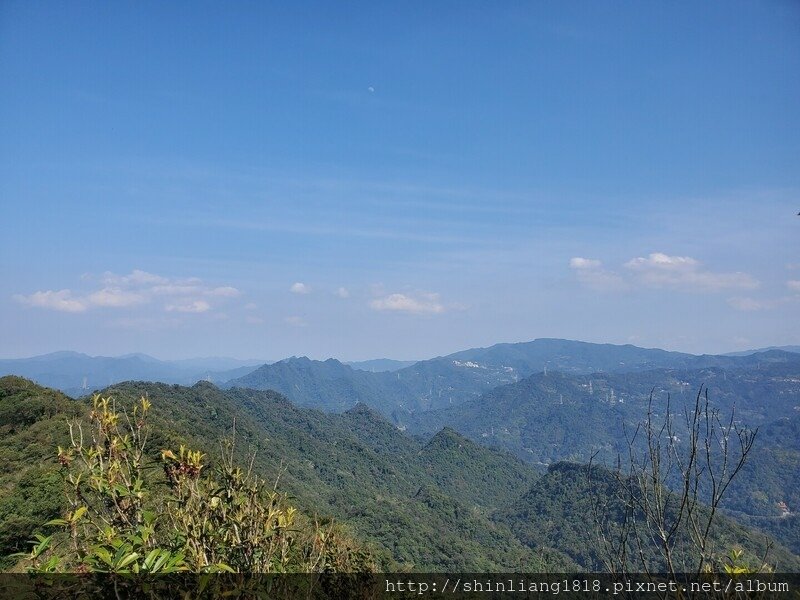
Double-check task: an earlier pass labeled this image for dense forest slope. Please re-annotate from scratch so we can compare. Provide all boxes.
[409,360,800,456]
[0,377,80,566]
[406,361,800,550]
[495,462,800,571]
[2,375,797,572]
[227,342,800,417]
[0,377,545,571]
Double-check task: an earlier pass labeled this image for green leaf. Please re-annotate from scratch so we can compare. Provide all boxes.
[71,506,88,523]
[93,547,113,567]
[152,552,170,573]
[30,535,52,558]
[113,483,131,497]
[116,552,140,570]
[142,549,160,571]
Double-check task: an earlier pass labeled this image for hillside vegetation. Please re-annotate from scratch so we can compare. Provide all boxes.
[2,374,798,573]
[226,341,800,416]
[0,377,546,571]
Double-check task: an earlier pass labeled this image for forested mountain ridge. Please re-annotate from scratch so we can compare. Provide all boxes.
[494,462,800,571]
[409,359,800,451]
[0,377,80,567]
[725,346,800,357]
[225,355,521,415]
[226,341,800,417]
[346,359,416,372]
[0,377,546,571]
[1,375,798,573]
[4,340,796,416]
[225,357,395,412]
[444,339,799,373]
[404,360,800,549]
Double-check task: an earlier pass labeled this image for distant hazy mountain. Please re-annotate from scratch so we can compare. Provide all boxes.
[0,351,263,395]
[201,364,263,384]
[724,345,800,357]
[440,338,797,374]
[346,358,416,372]
[225,357,394,412]
[226,339,800,417]
[409,358,800,456]
[163,356,265,372]
[226,354,522,414]
[4,339,797,410]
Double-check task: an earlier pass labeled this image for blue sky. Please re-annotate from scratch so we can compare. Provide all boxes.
[1,1,799,360]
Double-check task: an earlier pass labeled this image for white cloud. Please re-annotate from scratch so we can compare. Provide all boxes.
[165,300,211,313]
[624,253,759,291]
[16,269,241,315]
[726,296,794,311]
[569,257,602,270]
[335,287,350,298]
[370,292,445,315]
[108,316,183,330]
[569,252,759,294]
[205,286,241,298]
[14,289,87,313]
[102,269,168,287]
[284,315,307,327]
[244,302,258,310]
[150,283,204,296]
[245,315,265,325]
[728,284,800,311]
[727,297,769,311]
[568,257,628,292]
[625,253,698,271]
[290,282,311,294]
[87,287,146,308]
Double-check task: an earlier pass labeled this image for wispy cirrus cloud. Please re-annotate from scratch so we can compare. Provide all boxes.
[569,252,759,293]
[14,289,88,313]
[165,300,211,313]
[14,270,241,314]
[87,288,147,308]
[101,269,168,287]
[284,315,308,327]
[727,297,776,311]
[725,279,800,312]
[624,253,759,291]
[568,257,629,292]
[370,292,445,315]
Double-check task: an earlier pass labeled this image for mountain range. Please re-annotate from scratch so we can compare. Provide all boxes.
[226,340,800,418]
[5,339,797,407]
[3,375,798,572]
[0,351,264,397]
[2,338,799,572]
